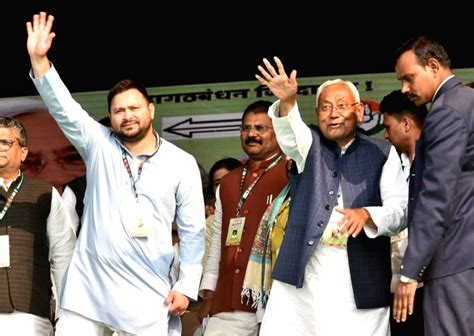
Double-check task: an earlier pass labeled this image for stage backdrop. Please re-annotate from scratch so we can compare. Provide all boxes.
[3,68,474,171]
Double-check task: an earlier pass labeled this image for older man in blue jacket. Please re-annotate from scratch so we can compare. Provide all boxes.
[254,57,407,335]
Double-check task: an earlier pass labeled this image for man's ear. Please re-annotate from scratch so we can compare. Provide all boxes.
[20,146,28,162]
[427,57,440,76]
[356,102,364,123]
[402,116,412,132]
[149,103,155,120]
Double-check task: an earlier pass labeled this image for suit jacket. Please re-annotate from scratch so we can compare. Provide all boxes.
[402,76,474,281]
[407,159,416,224]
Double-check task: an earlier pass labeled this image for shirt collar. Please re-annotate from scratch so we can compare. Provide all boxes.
[340,138,356,155]
[432,74,455,104]
[0,170,21,191]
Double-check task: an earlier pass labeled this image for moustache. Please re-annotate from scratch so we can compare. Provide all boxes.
[121,120,137,127]
[407,93,418,101]
[245,138,262,145]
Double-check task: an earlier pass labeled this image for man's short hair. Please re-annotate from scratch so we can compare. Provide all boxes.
[379,90,428,128]
[0,116,27,147]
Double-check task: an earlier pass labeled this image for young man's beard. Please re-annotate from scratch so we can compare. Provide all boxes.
[116,123,151,143]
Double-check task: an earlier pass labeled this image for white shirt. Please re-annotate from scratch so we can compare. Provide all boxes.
[47,186,77,315]
[390,153,410,291]
[200,185,223,292]
[61,185,80,235]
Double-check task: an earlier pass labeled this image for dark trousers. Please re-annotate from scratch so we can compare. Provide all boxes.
[390,287,424,336]
[423,269,474,336]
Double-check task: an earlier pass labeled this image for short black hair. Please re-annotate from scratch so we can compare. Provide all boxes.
[379,90,428,128]
[241,100,273,121]
[107,79,151,113]
[208,157,242,189]
[395,36,451,69]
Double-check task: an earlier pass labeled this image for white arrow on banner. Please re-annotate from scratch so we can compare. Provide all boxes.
[162,113,242,140]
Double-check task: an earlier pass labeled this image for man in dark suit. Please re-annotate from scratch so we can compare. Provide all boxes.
[393,36,474,335]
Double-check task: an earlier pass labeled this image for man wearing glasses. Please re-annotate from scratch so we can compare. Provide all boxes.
[0,97,86,193]
[254,57,407,335]
[0,116,75,335]
[199,100,288,335]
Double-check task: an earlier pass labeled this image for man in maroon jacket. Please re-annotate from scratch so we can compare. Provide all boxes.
[198,100,288,335]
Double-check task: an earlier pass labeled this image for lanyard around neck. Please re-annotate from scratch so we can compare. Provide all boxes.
[120,136,161,201]
[121,149,149,201]
[236,154,284,216]
[0,173,24,220]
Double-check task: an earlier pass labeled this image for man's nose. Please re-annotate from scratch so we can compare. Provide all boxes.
[123,109,133,118]
[401,83,410,94]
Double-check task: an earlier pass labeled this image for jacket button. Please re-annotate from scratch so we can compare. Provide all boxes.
[329,190,334,195]
[325,204,330,210]
[308,240,314,245]
[332,172,338,177]
[237,248,243,253]
[317,221,324,227]
[235,269,240,274]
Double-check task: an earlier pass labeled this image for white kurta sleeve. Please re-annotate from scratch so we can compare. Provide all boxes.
[364,146,408,238]
[47,187,76,314]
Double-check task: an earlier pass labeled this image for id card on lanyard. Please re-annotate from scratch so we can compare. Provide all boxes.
[130,205,154,238]
[225,154,284,247]
[122,148,154,238]
[0,173,24,267]
[225,217,246,246]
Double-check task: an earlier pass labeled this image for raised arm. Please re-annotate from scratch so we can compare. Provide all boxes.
[26,11,54,77]
[255,56,298,116]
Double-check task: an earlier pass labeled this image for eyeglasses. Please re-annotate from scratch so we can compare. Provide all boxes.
[0,139,19,151]
[318,102,359,113]
[240,124,273,134]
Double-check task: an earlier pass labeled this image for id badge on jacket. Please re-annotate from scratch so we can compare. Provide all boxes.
[225,217,245,246]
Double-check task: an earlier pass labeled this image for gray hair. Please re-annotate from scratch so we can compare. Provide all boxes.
[315,79,361,107]
[0,116,27,147]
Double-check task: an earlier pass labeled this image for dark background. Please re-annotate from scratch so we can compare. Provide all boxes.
[3,4,473,98]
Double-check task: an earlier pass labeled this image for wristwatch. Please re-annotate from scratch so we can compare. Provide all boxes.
[400,275,417,284]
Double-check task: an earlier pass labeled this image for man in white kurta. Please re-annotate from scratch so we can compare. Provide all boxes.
[255,57,407,335]
[27,12,205,335]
